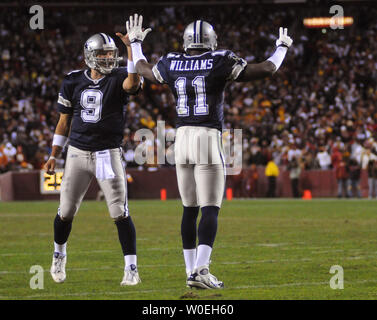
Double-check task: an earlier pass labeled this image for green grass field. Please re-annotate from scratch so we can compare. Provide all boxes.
[1,199,377,300]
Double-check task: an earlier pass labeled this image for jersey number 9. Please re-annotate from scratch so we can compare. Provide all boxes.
[80,89,103,123]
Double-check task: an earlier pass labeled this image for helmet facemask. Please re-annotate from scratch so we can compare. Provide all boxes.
[84,34,121,75]
[92,48,119,74]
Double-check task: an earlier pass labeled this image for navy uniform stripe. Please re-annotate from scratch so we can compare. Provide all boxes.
[193,21,197,43]
[199,20,203,43]
[99,33,107,44]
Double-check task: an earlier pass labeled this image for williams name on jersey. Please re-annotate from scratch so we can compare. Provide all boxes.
[152,50,247,131]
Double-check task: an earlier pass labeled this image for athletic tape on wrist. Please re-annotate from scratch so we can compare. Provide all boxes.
[52,134,68,147]
[267,46,288,71]
[127,60,136,73]
[130,42,147,66]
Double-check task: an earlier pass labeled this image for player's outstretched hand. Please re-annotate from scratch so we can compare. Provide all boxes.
[276,27,293,48]
[116,32,131,47]
[126,13,152,43]
[43,157,56,175]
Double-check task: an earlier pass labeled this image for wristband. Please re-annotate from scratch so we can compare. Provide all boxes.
[130,42,147,66]
[49,156,56,160]
[52,134,68,147]
[127,60,136,73]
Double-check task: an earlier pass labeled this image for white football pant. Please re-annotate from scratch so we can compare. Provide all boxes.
[58,145,129,220]
[175,126,226,208]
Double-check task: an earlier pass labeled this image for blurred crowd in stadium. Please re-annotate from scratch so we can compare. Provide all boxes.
[0,3,376,196]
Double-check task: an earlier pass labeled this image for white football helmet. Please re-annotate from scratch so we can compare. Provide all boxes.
[183,20,217,52]
[84,33,122,74]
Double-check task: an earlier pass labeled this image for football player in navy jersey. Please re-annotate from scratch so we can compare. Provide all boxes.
[127,14,293,289]
[43,32,143,286]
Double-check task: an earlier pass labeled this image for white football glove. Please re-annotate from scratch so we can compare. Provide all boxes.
[126,13,152,43]
[276,27,293,48]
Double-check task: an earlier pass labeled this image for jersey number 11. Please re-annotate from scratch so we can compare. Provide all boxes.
[175,76,208,117]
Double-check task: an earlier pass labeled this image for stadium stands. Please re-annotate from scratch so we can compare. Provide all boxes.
[0,3,376,197]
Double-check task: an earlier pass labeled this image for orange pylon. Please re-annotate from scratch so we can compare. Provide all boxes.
[160,188,167,201]
[226,188,233,200]
[302,190,312,200]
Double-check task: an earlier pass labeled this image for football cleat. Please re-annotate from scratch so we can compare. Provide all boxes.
[187,265,224,289]
[120,264,141,286]
[50,252,66,283]
[186,270,193,288]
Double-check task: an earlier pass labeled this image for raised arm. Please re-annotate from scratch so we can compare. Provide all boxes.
[237,60,277,81]
[135,59,159,84]
[115,32,142,93]
[125,14,160,84]
[237,27,293,82]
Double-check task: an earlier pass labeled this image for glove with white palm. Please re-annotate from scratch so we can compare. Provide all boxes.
[126,13,152,43]
[276,27,293,48]
[267,27,293,72]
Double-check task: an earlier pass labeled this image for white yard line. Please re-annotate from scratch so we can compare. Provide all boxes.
[1,278,377,299]
[0,214,51,218]
[2,253,377,275]
[255,243,288,247]
[0,244,373,257]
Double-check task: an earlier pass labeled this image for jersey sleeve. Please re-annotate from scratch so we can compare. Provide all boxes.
[222,51,247,82]
[57,75,74,114]
[152,55,169,84]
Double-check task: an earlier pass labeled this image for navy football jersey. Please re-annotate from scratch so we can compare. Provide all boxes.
[57,68,134,151]
[152,50,247,130]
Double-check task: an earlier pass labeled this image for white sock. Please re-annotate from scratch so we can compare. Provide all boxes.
[54,242,67,256]
[125,255,137,270]
[183,249,196,276]
[195,244,212,269]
